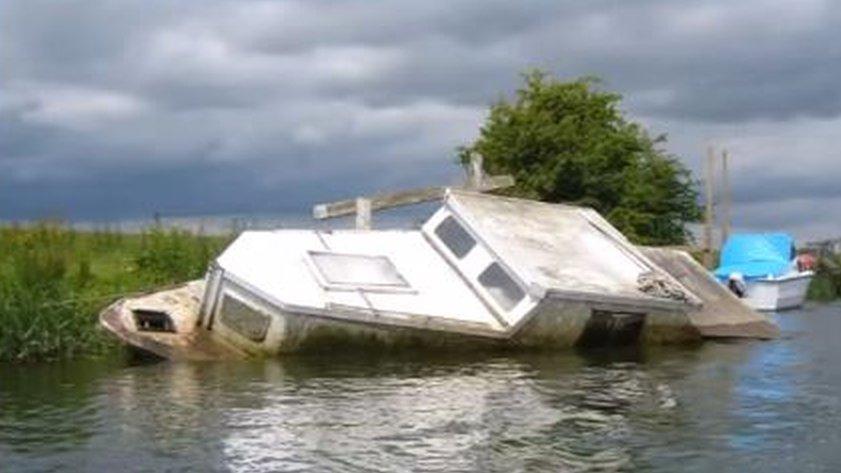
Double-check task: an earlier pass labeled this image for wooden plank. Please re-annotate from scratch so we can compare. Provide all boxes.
[312,175,514,220]
[355,197,372,230]
[314,186,445,220]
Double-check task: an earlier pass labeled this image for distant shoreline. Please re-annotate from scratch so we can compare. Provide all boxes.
[0,204,439,236]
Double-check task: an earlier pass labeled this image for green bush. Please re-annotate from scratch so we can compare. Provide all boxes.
[0,224,230,362]
[459,71,700,246]
[807,275,837,301]
[808,253,841,301]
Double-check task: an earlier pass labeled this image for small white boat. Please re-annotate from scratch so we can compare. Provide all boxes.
[715,233,814,311]
[101,190,778,360]
[736,272,813,311]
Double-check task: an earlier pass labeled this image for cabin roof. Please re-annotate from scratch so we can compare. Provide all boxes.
[215,229,506,333]
[445,190,663,300]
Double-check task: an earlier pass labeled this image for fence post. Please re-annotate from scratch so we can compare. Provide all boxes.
[469,153,484,189]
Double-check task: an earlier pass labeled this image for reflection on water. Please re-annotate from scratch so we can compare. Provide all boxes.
[2,304,841,472]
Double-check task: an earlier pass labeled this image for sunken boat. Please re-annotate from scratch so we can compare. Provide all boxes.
[100,187,778,360]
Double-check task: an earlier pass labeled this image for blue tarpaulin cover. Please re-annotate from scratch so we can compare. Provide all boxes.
[714,233,795,280]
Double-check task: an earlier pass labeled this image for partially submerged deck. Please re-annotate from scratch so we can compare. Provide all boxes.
[640,247,779,339]
[100,281,245,360]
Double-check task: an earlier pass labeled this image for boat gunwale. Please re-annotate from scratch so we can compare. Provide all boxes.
[754,270,815,283]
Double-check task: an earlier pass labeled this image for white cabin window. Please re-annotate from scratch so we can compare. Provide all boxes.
[478,262,525,311]
[435,215,476,258]
[309,251,409,289]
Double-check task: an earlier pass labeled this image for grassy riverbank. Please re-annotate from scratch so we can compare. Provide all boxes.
[0,225,231,362]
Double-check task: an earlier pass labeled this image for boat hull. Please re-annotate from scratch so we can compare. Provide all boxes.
[99,281,246,360]
[100,283,702,360]
[742,272,813,311]
[100,282,509,360]
[100,249,780,360]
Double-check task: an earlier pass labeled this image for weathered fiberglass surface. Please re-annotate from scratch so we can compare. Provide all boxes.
[445,190,662,299]
[215,230,505,330]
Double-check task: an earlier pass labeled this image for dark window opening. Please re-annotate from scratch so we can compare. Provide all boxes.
[577,310,646,347]
[478,262,525,311]
[219,295,271,343]
[435,215,476,259]
[133,309,176,333]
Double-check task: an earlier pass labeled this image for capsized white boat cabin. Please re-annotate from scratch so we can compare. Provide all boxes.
[101,190,778,360]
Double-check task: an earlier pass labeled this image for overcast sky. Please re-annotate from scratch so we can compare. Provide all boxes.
[2,0,840,240]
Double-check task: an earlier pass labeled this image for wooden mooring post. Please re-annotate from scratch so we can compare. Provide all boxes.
[313,154,514,229]
[703,145,716,269]
[702,145,735,268]
[721,149,732,245]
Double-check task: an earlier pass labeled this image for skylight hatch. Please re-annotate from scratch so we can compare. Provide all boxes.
[308,251,411,292]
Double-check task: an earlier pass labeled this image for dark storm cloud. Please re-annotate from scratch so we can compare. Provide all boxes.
[735,171,841,205]
[9,0,838,119]
[0,153,457,221]
[1,0,840,238]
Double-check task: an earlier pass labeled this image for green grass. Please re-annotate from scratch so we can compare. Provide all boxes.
[0,224,231,362]
[807,253,841,301]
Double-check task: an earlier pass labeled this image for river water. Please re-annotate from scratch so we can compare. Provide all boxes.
[2,304,840,472]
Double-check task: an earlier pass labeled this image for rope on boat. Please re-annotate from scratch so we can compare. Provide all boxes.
[637,272,690,302]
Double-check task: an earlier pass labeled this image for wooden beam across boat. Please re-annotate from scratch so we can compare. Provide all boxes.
[312,175,514,220]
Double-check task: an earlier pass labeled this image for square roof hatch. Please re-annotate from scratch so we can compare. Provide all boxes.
[308,251,412,292]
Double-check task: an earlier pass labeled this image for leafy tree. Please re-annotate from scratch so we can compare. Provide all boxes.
[459,71,700,245]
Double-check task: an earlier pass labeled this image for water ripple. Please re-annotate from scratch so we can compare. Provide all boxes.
[2,304,841,472]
